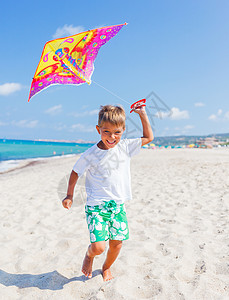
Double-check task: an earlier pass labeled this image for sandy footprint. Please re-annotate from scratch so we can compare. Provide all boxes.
[156,243,171,256]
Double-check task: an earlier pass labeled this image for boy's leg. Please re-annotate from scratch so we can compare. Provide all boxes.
[102,240,122,281]
[82,241,106,278]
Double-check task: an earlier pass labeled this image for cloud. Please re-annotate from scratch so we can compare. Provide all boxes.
[71,109,99,118]
[170,108,189,120]
[55,123,67,131]
[45,105,62,115]
[70,123,95,132]
[194,102,205,107]
[208,109,223,121]
[0,83,22,96]
[208,114,217,121]
[53,25,85,39]
[217,109,223,116]
[12,120,38,128]
[88,109,99,116]
[172,125,195,136]
[154,110,170,119]
[184,125,194,130]
[225,111,229,120]
[0,121,8,126]
[155,107,189,120]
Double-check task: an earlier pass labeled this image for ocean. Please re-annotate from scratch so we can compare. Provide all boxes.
[0,139,94,172]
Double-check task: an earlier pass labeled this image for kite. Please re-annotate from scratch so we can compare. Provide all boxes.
[28,23,127,101]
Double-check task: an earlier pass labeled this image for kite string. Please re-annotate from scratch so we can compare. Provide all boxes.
[92,80,131,105]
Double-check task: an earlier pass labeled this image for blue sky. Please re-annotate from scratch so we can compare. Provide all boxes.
[0,0,229,141]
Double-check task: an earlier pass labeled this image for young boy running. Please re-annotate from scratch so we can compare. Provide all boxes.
[62,104,153,281]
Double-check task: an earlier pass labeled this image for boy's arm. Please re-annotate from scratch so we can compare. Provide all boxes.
[62,170,79,209]
[133,105,154,146]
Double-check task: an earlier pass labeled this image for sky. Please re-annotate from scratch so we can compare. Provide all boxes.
[0,0,229,141]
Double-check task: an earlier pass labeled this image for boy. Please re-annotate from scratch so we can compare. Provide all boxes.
[62,104,153,281]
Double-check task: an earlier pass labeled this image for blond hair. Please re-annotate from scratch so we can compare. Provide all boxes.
[98,105,126,128]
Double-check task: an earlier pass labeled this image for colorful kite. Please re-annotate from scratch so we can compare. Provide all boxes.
[28,23,127,101]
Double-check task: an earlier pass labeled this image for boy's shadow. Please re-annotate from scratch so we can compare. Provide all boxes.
[0,269,101,290]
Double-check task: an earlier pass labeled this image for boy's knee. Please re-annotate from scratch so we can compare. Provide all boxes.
[91,242,106,255]
[110,241,122,251]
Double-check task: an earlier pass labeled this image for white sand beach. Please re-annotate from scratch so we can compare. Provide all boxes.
[0,148,229,300]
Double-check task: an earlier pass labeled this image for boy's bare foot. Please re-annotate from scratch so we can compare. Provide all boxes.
[102,266,114,281]
[82,252,94,278]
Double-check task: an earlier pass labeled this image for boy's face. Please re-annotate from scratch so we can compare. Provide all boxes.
[96,122,125,149]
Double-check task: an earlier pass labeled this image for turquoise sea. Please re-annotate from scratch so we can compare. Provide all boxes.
[0,139,94,172]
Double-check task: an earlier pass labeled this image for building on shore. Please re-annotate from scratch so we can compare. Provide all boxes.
[196,137,220,148]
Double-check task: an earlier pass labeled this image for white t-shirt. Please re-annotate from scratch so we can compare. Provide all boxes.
[73,138,142,206]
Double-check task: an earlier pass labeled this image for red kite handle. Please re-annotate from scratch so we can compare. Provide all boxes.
[130,99,146,113]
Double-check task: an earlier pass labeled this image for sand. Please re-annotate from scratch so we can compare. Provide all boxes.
[0,148,228,300]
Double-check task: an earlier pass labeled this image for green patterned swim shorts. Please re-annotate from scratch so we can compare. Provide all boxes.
[85,200,129,243]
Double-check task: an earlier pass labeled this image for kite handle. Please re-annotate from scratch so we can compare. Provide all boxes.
[130,99,146,113]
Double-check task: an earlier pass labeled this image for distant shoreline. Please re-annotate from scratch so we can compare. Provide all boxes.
[0,138,96,144]
[1,131,228,146]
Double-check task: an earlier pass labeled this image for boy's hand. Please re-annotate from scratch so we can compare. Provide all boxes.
[132,103,146,116]
[132,101,154,146]
[62,197,73,210]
